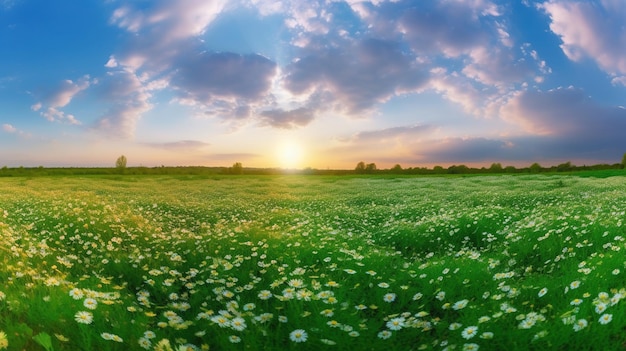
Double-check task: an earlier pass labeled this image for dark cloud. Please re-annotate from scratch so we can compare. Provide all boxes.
[259,107,315,129]
[283,38,428,114]
[350,124,435,142]
[171,52,277,103]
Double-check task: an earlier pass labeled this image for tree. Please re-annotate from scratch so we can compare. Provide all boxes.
[489,163,503,173]
[355,161,366,174]
[365,163,377,173]
[116,155,127,171]
[231,162,243,175]
[621,153,626,169]
[529,162,542,173]
[391,164,403,173]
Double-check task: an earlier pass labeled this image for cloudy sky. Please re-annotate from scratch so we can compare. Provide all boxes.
[1,0,625,169]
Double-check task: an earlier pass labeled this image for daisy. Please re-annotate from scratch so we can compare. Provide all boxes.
[383,293,396,303]
[230,317,247,331]
[229,335,241,343]
[378,330,392,339]
[463,343,480,351]
[69,288,84,300]
[258,290,272,300]
[74,311,93,325]
[453,299,469,310]
[573,319,588,331]
[538,288,548,297]
[83,298,98,310]
[599,314,613,325]
[386,317,405,331]
[138,337,152,350]
[462,326,478,340]
[289,329,308,343]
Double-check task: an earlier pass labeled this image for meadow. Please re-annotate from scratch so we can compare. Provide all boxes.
[1,173,626,350]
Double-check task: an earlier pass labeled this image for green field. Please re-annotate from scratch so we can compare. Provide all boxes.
[1,174,626,350]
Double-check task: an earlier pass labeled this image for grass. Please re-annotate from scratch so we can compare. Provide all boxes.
[0,173,626,350]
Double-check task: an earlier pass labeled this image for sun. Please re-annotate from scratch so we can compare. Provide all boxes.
[277,141,304,169]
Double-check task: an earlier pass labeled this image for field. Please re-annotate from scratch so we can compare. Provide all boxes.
[1,174,626,350]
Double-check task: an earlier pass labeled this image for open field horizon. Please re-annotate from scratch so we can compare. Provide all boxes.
[2,174,626,350]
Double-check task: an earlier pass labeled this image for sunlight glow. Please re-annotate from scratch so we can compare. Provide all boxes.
[277,141,304,169]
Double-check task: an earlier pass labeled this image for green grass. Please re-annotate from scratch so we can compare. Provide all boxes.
[1,174,626,350]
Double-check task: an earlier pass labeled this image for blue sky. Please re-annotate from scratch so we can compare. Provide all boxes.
[1,0,625,169]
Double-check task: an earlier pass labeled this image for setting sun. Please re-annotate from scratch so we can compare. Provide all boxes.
[277,142,304,169]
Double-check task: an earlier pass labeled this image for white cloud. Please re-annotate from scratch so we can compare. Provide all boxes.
[2,123,16,133]
[540,0,626,75]
[32,75,91,124]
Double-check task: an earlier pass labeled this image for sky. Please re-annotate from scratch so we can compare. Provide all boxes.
[1,0,625,169]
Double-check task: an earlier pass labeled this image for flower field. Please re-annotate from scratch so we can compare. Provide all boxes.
[1,174,626,350]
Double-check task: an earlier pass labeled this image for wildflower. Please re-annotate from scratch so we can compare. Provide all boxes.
[436,291,446,301]
[0,331,7,350]
[449,323,462,331]
[288,279,305,288]
[69,288,84,300]
[326,281,340,288]
[570,281,581,289]
[229,335,241,343]
[378,282,390,288]
[383,293,396,303]
[463,343,480,351]
[355,304,367,311]
[230,317,247,331]
[480,332,494,339]
[320,309,334,317]
[327,320,341,328]
[462,326,478,339]
[74,311,93,324]
[258,290,272,300]
[413,293,423,300]
[573,319,588,331]
[348,331,360,337]
[538,288,548,297]
[595,303,607,314]
[83,298,98,310]
[278,316,288,323]
[378,330,392,339]
[243,303,256,311]
[320,339,337,345]
[453,299,469,310]
[599,314,613,325]
[211,315,230,328]
[386,317,405,331]
[289,329,308,343]
[570,298,583,306]
[344,269,357,274]
[138,337,152,349]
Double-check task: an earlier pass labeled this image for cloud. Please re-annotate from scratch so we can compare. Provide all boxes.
[172,52,277,103]
[31,76,91,125]
[259,107,315,129]
[540,0,626,75]
[283,38,428,114]
[500,86,626,137]
[2,123,16,133]
[144,140,210,152]
[348,124,435,142]
[2,123,30,138]
[93,70,152,138]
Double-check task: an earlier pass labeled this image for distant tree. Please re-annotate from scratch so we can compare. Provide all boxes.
[504,166,517,173]
[432,165,445,174]
[556,161,572,172]
[365,163,377,173]
[355,161,366,174]
[391,164,403,173]
[116,155,127,171]
[231,162,243,175]
[622,153,626,169]
[529,162,542,173]
[489,162,503,173]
